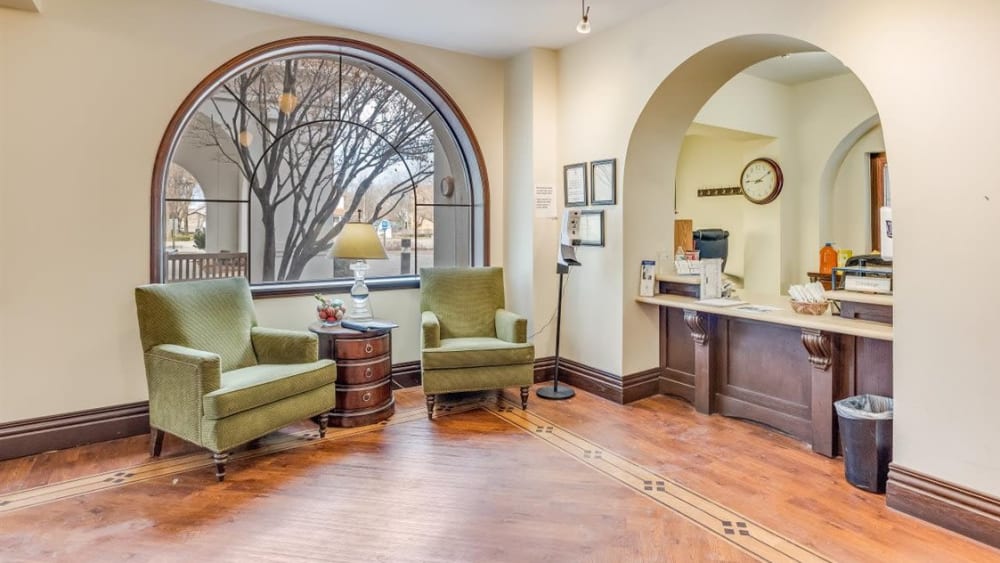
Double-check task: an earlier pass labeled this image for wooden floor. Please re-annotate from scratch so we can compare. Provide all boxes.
[1,386,998,562]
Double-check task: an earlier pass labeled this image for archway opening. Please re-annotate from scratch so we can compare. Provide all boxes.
[621,34,888,375]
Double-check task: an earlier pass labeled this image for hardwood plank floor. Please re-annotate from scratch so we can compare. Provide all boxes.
[0,386,997,562]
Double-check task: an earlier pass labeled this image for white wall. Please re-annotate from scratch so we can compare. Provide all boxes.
[831,126,885,255]
[0,0,504,423]
[791,73,880,277]
[554,0,1000,497]
[679,71,879,291]
[675,131,778,291]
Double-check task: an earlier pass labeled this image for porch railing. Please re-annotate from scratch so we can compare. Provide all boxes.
[167,252,248,282]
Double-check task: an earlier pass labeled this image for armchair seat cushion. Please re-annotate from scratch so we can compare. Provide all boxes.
[203,360,336,420]
[422,337,534,370]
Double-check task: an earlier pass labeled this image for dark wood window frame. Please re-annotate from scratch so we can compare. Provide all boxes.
[150,36,490,297]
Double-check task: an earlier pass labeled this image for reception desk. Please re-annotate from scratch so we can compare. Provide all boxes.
[638,278,892,458]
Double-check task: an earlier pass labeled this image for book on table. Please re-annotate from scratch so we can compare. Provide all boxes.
[341,320,399,332]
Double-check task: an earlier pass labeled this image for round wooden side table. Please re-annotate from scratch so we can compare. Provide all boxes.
[309,322,395,427]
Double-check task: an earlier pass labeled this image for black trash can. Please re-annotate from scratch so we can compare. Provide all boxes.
[835,394,893,493]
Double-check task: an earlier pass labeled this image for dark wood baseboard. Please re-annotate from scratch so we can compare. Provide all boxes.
[2,361,427,461]
[539,358,659,404]
[391,361,422,389]
[0,402,150,462]
[887,463,1000,549]
[534,356,556,383]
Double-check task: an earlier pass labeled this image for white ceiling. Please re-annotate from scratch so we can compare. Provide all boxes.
[742,52,850,85]
[208,0,669,58]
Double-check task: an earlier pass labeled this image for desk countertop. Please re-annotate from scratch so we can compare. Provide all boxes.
[636,292,893,341]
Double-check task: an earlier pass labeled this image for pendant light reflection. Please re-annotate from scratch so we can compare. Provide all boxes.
[576,0,591,34]
[277,91,298,114]
[238,130,254,147]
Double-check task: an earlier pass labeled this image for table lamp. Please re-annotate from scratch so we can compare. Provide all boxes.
[330,215,388,321]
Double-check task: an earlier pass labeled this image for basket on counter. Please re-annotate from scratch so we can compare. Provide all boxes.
[790,300,830,315]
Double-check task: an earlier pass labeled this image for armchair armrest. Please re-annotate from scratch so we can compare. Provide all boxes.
[495,309,527,344]
[251,327,319,364]
[144,344,222,444]
[421,311,441,349]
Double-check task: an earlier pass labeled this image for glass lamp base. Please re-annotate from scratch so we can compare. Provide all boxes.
[348,259,375,322]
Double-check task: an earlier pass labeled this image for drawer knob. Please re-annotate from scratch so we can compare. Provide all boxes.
[365,343,374,354]
[365,367,373,379]
[362,392,372,403]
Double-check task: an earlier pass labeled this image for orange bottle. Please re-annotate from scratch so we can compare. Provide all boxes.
[819,243,838,275]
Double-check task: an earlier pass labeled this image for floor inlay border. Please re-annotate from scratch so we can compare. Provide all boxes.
[487,400,831,563]
[0,401,487,514]
[2,396,830,563]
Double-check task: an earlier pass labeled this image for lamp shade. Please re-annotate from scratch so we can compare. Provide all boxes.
[330,222,388,260]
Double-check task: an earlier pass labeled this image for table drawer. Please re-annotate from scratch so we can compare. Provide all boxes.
[335,379,392,411]
[335,334,390,360]
[337,355,391,385]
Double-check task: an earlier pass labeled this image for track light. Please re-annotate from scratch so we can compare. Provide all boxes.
[576,0,591,34]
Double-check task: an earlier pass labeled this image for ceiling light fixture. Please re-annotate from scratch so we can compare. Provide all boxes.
[576,0,591,34]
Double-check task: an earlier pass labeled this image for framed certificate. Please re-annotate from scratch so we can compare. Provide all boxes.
[564,163,587,207]
[590,158,616,205]
[579,210,605,246]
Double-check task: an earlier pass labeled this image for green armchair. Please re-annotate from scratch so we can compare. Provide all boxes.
[134,277,336,481]
[420,267,535,419]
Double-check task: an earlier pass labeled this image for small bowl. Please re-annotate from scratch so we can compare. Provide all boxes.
[790,300,830,315]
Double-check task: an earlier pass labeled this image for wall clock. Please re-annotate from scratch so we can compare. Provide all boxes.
[740,157,783,205]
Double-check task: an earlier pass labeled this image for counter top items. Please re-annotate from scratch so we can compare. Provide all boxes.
[636,292,892,341]
[788,281,830,315]
[639,260,655,297]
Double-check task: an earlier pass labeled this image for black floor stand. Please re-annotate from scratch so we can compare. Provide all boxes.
[537,264,575,400]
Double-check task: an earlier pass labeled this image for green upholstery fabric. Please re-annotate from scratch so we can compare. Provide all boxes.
[495,309,527,344]
[136,278,257,373]
[421,311,441,349]
[251,327,320,364]
[420,267,505,339]
[144,344,223,446]
[203,360,335,420]
[202,384,335,452]
[422,338,533,370]
[134,278,337,455]
[422,364,534,395]
[420,267,534,397]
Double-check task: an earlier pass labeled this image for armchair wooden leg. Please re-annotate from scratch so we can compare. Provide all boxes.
[317,413,330,438]
[213,452,229,482]
[520,386,529,410]
[150,428,165,458]
[426,394,436,420]
[496,389,504,404]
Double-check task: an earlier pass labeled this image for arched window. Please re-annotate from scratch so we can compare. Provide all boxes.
[152,37,488,295]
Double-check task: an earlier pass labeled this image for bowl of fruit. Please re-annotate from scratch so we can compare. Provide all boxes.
[315,294,346,326]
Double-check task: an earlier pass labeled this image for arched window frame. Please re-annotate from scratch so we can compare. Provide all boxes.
[150,36,489,296]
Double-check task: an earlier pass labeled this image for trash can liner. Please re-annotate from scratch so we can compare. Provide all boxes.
[835,394,893,420]
[835,394,893,493]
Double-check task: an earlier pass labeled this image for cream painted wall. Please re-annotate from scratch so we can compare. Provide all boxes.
[832,126,885,256]
[791,73,880,278]
[0,0,504,423]
[675,133,778,291]
[555,0,1000,497]
[502,49,560,358]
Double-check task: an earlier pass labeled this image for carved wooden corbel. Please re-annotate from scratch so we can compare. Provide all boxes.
[684,310,708,345]
[801,328,832,370]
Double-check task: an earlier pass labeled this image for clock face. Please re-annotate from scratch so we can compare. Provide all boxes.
[740,158,783,204]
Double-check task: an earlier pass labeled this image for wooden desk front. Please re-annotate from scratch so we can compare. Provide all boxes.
[638,293,892,458]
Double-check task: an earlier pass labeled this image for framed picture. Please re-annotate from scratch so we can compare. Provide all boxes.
[579,210,605,246]
[564,162,588,207]
[590,158,617,205]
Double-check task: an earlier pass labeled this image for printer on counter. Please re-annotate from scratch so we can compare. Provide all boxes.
[832,253,893,294]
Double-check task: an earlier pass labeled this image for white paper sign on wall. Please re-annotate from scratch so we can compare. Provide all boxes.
[534,186,556,219]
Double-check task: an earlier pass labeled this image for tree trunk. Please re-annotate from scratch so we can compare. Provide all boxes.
[261,210,276,282]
